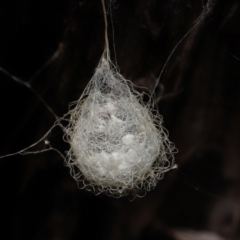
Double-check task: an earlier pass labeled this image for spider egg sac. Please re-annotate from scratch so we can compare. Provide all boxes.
[65,58,175,197]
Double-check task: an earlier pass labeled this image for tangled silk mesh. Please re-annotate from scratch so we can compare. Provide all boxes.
[65,55,176,197]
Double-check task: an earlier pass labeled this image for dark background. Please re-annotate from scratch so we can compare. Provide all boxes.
[0,0,240,239]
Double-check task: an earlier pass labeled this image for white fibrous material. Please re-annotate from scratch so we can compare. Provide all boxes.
[65,55,176,197]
